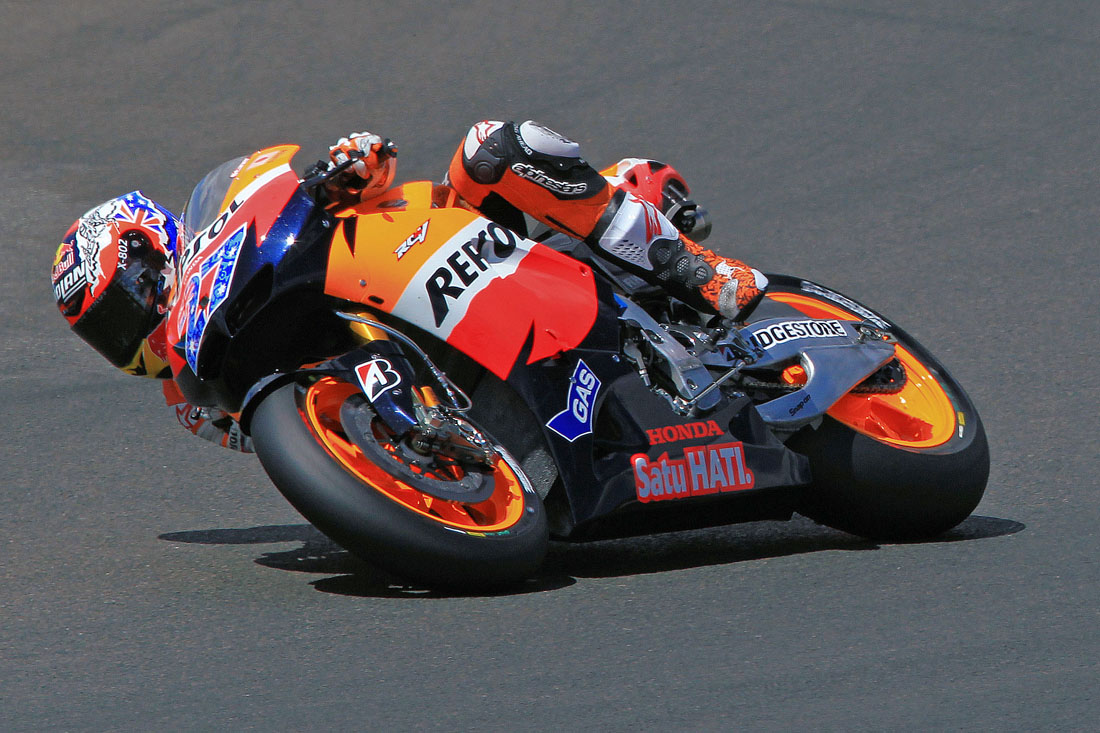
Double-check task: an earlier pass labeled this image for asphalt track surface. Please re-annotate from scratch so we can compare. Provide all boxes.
[3,2,1098,730]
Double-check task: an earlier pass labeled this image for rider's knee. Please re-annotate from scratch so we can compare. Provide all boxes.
[456,120,510,186]
[448,121,611,236]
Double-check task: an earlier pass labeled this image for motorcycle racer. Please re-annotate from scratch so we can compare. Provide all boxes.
[52,122,767,453]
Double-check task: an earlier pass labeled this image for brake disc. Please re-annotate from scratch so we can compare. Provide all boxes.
[338,396,495,504]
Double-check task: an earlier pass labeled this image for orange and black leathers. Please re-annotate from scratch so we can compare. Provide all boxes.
[447,120,764,319]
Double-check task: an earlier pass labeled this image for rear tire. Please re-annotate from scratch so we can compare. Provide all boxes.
[250,379,548,588]
[763,277,990,540]
[788,412,989,540]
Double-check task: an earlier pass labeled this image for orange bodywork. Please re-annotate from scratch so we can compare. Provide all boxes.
[222,145,301,208]
[324,182,481,309]
[767,291,958,448]
[322,181,599,379]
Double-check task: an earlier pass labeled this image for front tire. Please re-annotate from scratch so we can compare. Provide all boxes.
[250,378,548,587]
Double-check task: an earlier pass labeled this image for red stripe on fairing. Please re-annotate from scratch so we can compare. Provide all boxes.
[445,245,598,379]
[242,170,300,246]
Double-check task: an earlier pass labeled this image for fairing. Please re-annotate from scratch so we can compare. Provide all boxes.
[164,146,811,537]
[322,182,599,380]
[168,146,321,395]
[498,345,811,535]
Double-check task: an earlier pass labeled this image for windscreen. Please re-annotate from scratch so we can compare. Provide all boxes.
[179,156,248,243]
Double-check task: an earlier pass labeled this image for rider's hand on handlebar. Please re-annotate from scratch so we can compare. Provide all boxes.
[329,132,394,178]
[326,131,398,204]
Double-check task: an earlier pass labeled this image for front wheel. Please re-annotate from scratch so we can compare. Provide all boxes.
[250,377,548,587]
[763,277,990,540]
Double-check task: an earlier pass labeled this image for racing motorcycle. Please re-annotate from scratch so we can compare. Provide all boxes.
[166,145,989,587]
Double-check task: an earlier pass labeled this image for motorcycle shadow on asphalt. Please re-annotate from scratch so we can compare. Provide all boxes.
[158,514,1024,599]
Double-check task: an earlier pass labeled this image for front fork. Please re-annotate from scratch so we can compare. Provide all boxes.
[344,329,422,437]
[337,313,493,468]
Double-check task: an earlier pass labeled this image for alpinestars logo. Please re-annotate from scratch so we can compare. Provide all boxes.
[474,120,499,144]
[546,359,601,442]
[510,163,587,195]
[635,194,663,243]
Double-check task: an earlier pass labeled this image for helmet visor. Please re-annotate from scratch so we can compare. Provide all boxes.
[72,259,163,368]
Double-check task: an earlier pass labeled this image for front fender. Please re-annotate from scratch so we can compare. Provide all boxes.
[238,343,419,436]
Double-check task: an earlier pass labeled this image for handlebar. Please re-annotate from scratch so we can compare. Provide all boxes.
[300,138,398,191]
[300,150,366,190]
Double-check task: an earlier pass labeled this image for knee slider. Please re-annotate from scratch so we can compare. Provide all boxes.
[507,122,605,197]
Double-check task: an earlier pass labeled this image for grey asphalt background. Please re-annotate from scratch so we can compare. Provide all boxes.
[2,1,1097,730]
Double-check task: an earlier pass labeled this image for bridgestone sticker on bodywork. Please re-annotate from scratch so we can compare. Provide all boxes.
[750,319,847,349]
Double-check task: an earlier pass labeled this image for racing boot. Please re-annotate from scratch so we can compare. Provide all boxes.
[586,185,767,321]
[596,157,766,319]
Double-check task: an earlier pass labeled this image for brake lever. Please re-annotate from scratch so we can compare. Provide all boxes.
[378,138,398,159]
[300,149,367,191]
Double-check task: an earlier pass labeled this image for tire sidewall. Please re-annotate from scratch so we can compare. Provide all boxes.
[250,381,549,587]
[765,276,991,539]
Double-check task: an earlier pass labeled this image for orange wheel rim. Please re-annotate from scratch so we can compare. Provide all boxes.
[300,377,527,531]
[766,292,957,448]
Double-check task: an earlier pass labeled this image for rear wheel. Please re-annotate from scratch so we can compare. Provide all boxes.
[762,278,990,540]
[250,376,548,587]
